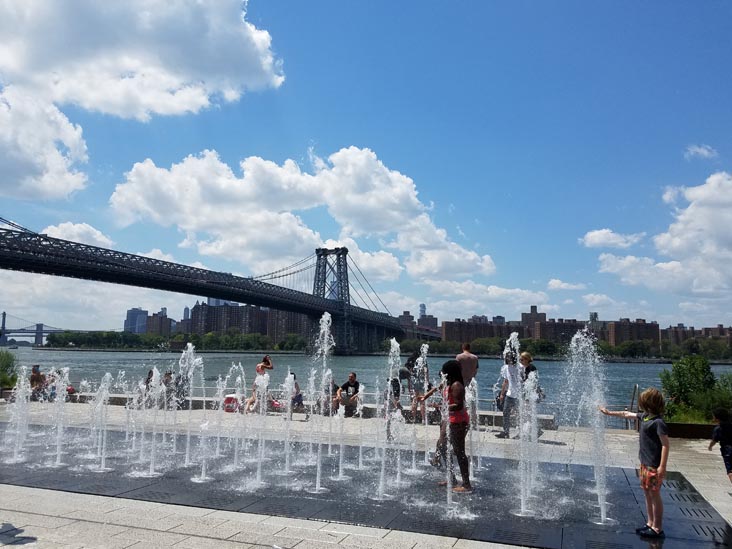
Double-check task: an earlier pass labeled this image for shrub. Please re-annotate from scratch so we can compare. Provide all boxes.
[660,355,716,409]
[666,404,710,424]
[689,388,732,421]
[0,349,18,387]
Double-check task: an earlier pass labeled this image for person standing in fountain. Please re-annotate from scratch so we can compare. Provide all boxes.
[244,355,274,413]
[400,350,419,395]
[519,352,544,436]
[385,377,403,441]
[456,343,479,387]
[600,387,669,540]
[420,360,472,493]
[496,350,521,439]
[410,355,430,424]
[336,372,360,417]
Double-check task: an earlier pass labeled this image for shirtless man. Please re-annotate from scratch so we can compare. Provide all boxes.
[456,343,479,387]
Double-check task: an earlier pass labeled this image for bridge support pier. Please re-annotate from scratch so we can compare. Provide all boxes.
[0,312,6,346]
[35,323,44,346]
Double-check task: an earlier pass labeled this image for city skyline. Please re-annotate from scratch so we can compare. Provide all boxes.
[2,2,732,331]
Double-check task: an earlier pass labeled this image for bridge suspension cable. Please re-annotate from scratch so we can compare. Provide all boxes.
[250,254,316,281]
[0,217,36,233]
[348,256,392,316]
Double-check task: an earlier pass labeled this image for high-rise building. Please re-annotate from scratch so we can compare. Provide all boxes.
[267,309,312,343]
[398,311,416,328]
[124,307,149,334]
[521,306,547,338]
[441,318,523,342]
[417,314,438,330]
[183,306,190,321]
[419,303,426,317]
[533,318,586,344]
[608,318,660,349]
[207,297,238,307]
[146,311,173,337]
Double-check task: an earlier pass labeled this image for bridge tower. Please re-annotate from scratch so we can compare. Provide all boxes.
[313,247,352,353]
[0,312,6,346]
[35,323,44,346]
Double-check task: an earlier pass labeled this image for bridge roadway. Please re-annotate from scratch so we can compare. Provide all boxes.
[0,229,402,334]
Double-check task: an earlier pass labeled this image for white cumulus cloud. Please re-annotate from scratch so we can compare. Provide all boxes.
[684,144,718,161]
[579,228,645,249]
[547,278,586,291]
[109,146,495,281]
[0,87,88,200]
[0,1,284,121]
[0,1,283,201]
[42,222,114,248]
[582,293,616,307]
[591,171,732,325]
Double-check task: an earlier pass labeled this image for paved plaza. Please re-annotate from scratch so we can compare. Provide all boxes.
[1,403,731,548]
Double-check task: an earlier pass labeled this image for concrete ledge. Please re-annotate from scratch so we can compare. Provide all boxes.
[65,393,557,429]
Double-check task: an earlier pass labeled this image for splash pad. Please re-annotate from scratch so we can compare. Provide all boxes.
[2,322,730,547]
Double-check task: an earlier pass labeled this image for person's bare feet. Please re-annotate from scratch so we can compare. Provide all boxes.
[453,485,473,493]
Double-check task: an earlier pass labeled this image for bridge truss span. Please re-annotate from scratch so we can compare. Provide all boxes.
[0,229,403,350]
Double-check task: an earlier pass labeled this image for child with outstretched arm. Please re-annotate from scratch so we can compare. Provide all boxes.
[599,387,669,540]
[708,408,732,484]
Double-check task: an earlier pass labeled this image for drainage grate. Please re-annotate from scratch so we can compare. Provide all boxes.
[678,506,716,521]
[668,492,704,504]
[493,528,541,544]
[584,541,634,549]
[692,522,732,542]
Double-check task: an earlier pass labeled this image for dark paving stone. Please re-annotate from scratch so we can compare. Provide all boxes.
[119,482,203,506]
[561,525,722,549]
[312,501,402,528]
[662,504,725,524]
[471,520,563,549]
[74,477,160,497]
[561,526,643,549]
[190,491,262,511]
[242,496,329,519]
[662,518,732,547]
[386,510,475,538]
[3,423,731,547]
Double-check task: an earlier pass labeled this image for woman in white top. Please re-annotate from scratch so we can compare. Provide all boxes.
[495,350,521,439]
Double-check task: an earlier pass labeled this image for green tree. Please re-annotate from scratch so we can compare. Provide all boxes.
[525,339,558,357]
[470,338,502,356]
[699,338,730,360]
[681,338,702,355]
[279,333,307,351]
[596,340,613,357]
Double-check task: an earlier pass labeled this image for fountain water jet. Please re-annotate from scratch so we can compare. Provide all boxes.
[566,328,613,524]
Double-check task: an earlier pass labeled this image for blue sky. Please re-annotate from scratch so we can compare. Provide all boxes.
[1,1,731,332]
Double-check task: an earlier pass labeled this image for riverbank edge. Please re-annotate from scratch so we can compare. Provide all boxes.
[26,347,732,365]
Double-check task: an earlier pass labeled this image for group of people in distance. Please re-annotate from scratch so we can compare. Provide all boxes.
[29,364,76,402]
[241,354,362,418]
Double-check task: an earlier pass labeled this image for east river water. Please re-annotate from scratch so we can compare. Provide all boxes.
[9,347,732,421]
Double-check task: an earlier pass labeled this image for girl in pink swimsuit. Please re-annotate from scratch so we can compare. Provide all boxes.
[420,359,472,493]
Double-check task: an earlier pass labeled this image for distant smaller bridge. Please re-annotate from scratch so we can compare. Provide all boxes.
[0,311,113,346]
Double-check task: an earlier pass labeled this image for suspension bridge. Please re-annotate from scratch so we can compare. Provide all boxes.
[0,219,433,353]
[0,312,109,346]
